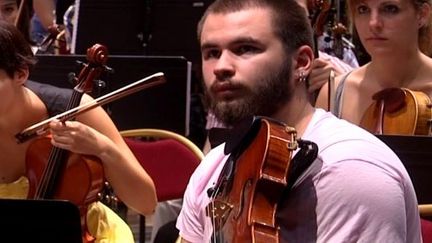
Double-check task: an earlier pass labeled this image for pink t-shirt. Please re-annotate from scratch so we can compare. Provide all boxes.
[177,109,421,242]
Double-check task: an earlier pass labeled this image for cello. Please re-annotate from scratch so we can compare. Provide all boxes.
[206,117,317,242]
[360,87,432,135]
[24,44,109,242]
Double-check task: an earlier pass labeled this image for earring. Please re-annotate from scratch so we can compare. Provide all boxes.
[298,71,306,83]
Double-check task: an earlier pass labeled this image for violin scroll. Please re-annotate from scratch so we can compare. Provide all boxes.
[87,44,109,65]
[73,44,110,94]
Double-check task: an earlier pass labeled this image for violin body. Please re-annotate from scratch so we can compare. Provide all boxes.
[360,88,432,135]
[207,118,297,242]
[26,136,104,243]
[18,44,111,243]
[25,137,104,209]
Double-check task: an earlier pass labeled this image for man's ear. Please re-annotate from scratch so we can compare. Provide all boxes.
[15,68,29,85]
[294,45,314,75]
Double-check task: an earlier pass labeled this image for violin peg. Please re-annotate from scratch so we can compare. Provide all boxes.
[103,65,115,74]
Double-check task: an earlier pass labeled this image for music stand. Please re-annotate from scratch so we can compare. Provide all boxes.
[0,199,82,243]
[72,0,147,55]
[29,54,191,135]
[376,134,432,204]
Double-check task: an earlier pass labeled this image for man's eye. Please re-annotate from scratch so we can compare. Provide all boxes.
[235,46,258,55]
[203,50,220,60]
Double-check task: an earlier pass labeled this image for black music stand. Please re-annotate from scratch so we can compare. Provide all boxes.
[29,54,191,135]
[72,0,147,55]
[0,199,82,243]
[376,134,432,204]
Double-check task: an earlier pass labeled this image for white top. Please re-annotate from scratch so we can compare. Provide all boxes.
[177,109,421,243]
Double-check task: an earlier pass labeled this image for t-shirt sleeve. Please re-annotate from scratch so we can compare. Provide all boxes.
[176,169,207,242]
[176,145,227,242]
[313,158,418,242]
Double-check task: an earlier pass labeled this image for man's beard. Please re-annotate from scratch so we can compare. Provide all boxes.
[207,58,294,127]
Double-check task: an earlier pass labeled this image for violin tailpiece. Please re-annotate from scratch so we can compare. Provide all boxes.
[206,200,233,231]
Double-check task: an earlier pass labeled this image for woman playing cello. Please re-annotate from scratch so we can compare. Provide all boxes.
[0,20,157,242]
[316,0,432,134]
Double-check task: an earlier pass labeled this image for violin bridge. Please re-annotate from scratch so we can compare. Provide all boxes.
[206,199,233,230]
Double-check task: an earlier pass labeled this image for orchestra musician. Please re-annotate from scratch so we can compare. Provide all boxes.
[176,0,421,242]
[31,0,75,54]
[0,0,33,44]
[0,20,157,242]
[316,0,432,129]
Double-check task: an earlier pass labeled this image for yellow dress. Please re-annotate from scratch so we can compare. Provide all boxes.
[0,176,134,243]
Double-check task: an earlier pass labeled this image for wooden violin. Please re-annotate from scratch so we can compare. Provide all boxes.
[206,117,299,242]
[360,87,432,135]
[18,42,166,241]
[24,44,110,242]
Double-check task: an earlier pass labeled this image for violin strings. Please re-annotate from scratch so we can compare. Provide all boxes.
[35,90,83,199]
[36,145,59,198]
[210,157,233,243]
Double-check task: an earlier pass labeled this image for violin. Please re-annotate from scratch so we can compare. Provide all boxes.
[206,117,299,242]
[24,44,110,242]
[18,67,165,242]
[360,87,432,135]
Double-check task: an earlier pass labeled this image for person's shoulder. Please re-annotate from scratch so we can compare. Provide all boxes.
[306,109,392,154]
[25,80,73,96]
[341,65,367,88]
[189,144,227,185]
[306,112,405,181]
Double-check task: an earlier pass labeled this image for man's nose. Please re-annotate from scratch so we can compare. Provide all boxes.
[213,51,235,79]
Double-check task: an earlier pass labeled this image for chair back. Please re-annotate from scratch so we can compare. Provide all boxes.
[121,129,203,202]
